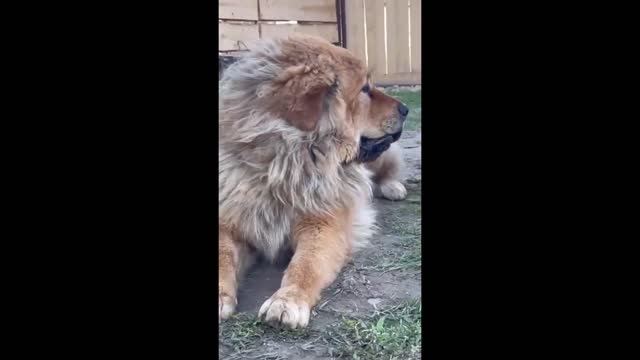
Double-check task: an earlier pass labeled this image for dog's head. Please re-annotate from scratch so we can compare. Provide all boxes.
[219,35,409,164]
[233,35,408,164]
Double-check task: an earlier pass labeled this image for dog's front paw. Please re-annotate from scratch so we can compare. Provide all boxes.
[219,293,237,323]
[377,180,407,200]
[258,286,311,329]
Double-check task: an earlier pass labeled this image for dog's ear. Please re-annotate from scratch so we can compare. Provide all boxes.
[264,62,335,132]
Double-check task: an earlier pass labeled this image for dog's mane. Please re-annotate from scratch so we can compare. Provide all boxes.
[218,38,375,259]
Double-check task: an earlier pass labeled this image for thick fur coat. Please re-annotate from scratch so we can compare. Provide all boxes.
[218,35,408,328]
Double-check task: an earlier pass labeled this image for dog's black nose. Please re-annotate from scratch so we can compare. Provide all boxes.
[398,103,409,117]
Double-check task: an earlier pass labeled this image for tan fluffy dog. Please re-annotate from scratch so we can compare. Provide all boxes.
[219,35,408,328]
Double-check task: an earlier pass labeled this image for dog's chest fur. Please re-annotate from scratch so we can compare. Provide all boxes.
[220,177,293,260]
[219,145,374,261]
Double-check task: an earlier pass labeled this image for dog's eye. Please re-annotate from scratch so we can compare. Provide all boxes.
[361,84,370,94]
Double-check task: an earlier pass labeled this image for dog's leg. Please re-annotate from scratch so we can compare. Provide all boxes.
[219,226,253,322]
[367,143,407,200]
[259,208,351,329]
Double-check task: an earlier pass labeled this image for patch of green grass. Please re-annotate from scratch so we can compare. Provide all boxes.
[379,218,421,273]
[364,188,422,273]
[388,203,421,235]
[324,299,422,359]
[357,221,421,274]
[387,89,422,131]
[380,241,421,273]
[388,89,421,108]
[219,313,312,356]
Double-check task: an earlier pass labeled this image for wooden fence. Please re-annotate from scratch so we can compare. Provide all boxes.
[219,0,341,53]
[219,0,421,85]
[345,0,421,85]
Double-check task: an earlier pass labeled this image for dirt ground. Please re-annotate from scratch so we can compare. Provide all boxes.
[219,88,422,360]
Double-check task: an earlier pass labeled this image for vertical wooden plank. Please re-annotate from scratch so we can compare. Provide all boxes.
[364,0,386,78]
[345,0,366,63]
[386,0,410,75]
[410,0,421,72]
